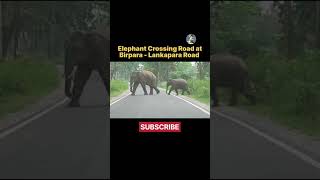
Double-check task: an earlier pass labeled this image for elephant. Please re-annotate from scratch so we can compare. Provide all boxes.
[64,31,109,107]
[130,70,160,95]
[166,79,190,96]
[211,54,256,106]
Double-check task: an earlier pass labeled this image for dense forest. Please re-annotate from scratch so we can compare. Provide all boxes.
[212,1,320,135]
[0,1,109,119]
[110,62,209,82]
[0,1,109,60]
[110,62,210,104]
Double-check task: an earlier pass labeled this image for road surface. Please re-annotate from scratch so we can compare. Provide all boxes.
[3,73,320,179]
[110,86,210,118]
[211,110,320,179]
[0,72,109,179]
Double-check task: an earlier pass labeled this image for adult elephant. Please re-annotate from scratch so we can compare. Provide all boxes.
[166,79,190,96]
[211,54,256,106]
[130,70,160,95]
[64,31,109,107]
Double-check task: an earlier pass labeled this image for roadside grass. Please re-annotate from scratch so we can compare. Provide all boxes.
[0,57,59,120]
[110,80,128,97]
[160,80,210,105]
[216,86,320,137]
[233,52,320,137]
[186,79,210,105]
[159,81,166,89]
[240,101,320,137]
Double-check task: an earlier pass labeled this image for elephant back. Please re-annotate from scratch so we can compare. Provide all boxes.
[142,70,157,85]
[84,32,109,67]
[65,31,109,68]
[211,54,249,85]
[172,79,188,88]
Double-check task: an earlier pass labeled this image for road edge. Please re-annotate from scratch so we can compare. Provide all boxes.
[158,87,210,113]
[213,106,320,170]
[110,90,130,105]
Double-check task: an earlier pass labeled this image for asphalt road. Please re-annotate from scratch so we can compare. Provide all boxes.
[211,110,320,179]
[3,73,320,179]
[0,72,109,179]
[110,85,210,119]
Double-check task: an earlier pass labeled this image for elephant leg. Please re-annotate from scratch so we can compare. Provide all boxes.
[141,83,148,95]
[153,86,160,94]
[175,88,179,96]
[131,82,139,95]
[182,89,185,95]
[168,87,173,95]
[242,89,256,105]
[212,84,219,107]
[149,86,153,95]
[69,66,92,107]
[229,88,238,106]
[187,89,191,95]
[97,66,108,94]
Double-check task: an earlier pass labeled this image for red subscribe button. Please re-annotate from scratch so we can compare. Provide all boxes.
[139,122,181,133]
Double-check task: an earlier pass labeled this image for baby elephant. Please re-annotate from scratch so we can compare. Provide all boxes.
[166,79,191,95]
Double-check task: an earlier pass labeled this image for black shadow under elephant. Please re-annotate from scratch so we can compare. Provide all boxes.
[130,70,160,95]
[166,79,190,95]
[211,54,256,107]
[64,31,109,107]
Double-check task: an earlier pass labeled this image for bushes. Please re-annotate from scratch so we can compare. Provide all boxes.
[187,79,210,105]
[0,57,59,118]
[159,79,210,105]
[245,51,320,135]
[248,52,320,112]
[0,58,59,98]
[110,80,128,97]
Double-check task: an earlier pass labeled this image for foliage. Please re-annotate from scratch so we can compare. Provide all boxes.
[0,58,59,118]
[212,1,320,135]
[1,1,110,59]
[211,1,264,58]
[0,57,58,97]
[169,62,197,80]
[246,52,320,135]
[187,79,210,105]
[110,80,128,97]
[159,79,210,105]
[110,62,209,82]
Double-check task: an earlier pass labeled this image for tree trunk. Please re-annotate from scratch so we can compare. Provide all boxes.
[197,62,203,80]
[13,5,21,59]
[47,25,52,59]
[47,6,54,59]
[13,30,18,58]
[316,1,320,48]
[286,1,293,60]
[0,1,3,59]
[157,62,160,84]
[3,2,21,59]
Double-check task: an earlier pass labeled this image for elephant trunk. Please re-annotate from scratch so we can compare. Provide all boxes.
[64,45,73,98]
[166,81,169,94]
[130,77,133,92]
